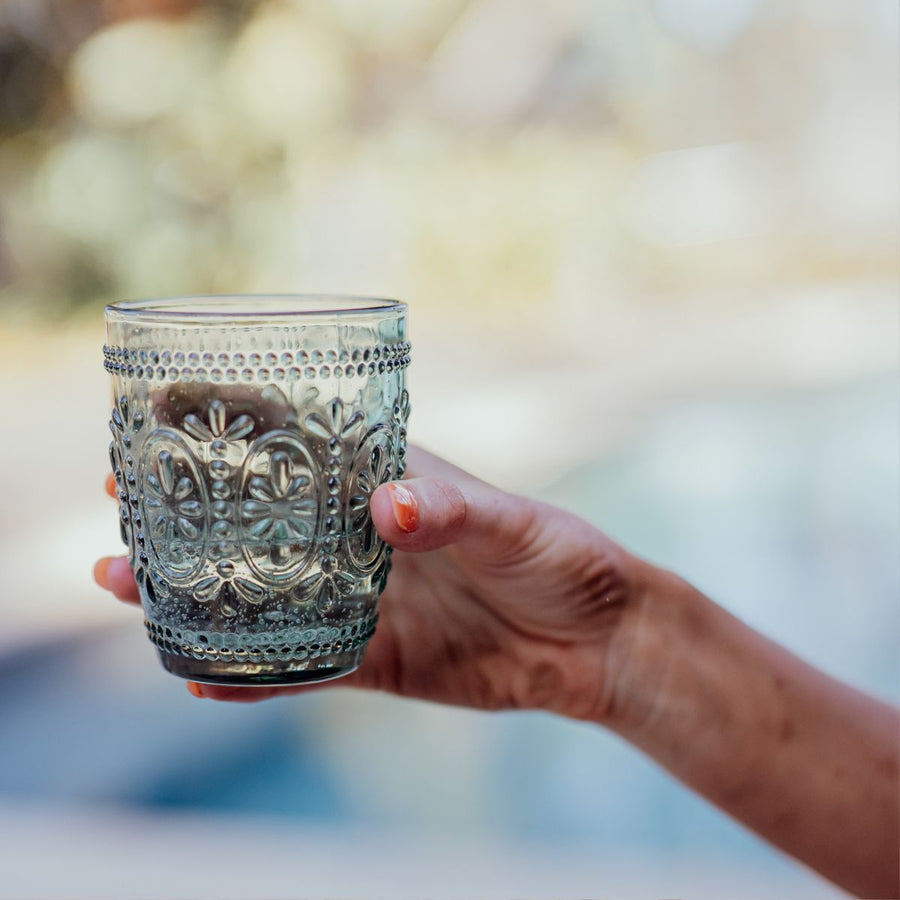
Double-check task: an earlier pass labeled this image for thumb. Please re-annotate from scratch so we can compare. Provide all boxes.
[371,477,534,556]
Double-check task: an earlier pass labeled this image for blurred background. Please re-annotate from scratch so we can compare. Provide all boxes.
[0,0,897,897]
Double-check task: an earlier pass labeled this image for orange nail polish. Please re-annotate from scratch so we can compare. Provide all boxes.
[105,473,118,498]
[93,557,111,589]
[187,682,205,698]
[388,483,419,533]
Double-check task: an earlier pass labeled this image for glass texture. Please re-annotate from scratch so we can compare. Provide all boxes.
[104,295,410,685]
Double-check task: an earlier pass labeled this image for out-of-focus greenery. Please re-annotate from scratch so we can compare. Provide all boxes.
[0,0,896,321]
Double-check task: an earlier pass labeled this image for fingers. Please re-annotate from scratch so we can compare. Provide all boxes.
[187,683,314,702]
[186,683,289,702]
[371,478,464,552]
[94,555,141,604]
[101,475,139,603]
[186,666,368,702]
[371,474,534,558]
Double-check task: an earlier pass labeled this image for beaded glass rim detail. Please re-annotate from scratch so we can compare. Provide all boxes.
[106,294,405,321]
[104,341,412,383]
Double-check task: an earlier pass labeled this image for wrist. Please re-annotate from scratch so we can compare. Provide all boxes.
[590,557,706,734]
[531,545,696,729]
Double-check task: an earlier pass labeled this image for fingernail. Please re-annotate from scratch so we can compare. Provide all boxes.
[187,682,206,699]
[387,482,419,533]
[105,473,117,498]
[93,557,111,589]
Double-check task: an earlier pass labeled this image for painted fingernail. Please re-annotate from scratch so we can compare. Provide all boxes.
[187,682,206,698]
[387,482,419,533]
[105,473,117,498]
[93,557,112,589]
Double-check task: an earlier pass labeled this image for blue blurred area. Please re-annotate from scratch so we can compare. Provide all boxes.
[0,376,893,893]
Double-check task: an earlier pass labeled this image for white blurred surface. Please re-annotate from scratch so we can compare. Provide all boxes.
[0,800,843,900]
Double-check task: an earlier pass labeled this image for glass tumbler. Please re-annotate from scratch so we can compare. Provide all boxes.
[104,296,410,685]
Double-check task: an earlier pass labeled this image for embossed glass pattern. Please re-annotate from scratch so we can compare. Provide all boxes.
[104,296,409,685]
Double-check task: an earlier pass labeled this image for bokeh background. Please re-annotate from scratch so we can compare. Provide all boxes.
[0,1,897,897]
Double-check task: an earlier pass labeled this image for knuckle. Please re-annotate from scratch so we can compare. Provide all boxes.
[434,479,468,534]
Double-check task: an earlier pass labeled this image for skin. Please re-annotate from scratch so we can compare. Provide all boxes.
[96,446,899,898]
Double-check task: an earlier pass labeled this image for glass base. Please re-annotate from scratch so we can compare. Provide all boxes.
[157,645,365,686]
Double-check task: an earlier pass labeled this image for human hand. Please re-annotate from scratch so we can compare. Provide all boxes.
[95,446,900,897]
[95,445,649,720]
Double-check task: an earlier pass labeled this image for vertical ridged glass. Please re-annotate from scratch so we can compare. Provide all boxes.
[104,296,410,685]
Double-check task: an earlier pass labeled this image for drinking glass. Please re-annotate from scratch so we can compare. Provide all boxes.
[104,295,410,685]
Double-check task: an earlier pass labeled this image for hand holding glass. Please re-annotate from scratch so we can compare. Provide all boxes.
[104,296,410,685]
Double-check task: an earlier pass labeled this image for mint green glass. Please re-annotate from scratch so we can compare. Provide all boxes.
[104,296,410,685]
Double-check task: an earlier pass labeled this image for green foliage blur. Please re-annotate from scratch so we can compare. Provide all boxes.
[0,0,896,324]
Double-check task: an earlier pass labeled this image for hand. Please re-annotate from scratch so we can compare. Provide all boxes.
[95,446,900,897]
[95,445,648,718]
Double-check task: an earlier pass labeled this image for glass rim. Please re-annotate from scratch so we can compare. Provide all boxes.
[106,294,406,323]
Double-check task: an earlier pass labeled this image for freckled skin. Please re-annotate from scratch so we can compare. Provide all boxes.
[95,445,900,898]
[778,719,795,743]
